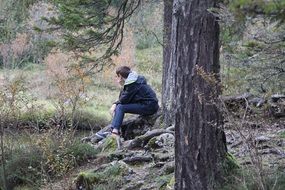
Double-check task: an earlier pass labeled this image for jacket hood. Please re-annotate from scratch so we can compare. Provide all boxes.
[124,72,147,86]
[124,71,138,85]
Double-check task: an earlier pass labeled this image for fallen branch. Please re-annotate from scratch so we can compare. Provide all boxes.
[127,129,174,149]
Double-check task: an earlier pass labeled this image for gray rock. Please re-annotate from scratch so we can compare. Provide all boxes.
[121,110,162,140]
[271,94,285,102]
[249,97,265,107]
[255,135,270,143]
[277,139,285,147]
[145,133,175,150]
[123,181,144,190]
[160,161,175,175]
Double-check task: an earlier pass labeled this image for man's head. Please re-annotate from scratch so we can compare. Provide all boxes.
[116,66,131,78]
[115,66,131,86]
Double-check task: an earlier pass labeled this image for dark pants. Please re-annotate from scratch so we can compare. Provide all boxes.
[111,103,158,130]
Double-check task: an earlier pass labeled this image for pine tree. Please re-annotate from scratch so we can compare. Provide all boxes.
[45,0,141,71]
[170,0,227,189]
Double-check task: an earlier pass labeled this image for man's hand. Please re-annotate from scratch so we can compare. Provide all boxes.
[109,104,117,117]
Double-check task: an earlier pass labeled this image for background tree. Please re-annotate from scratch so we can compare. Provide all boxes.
[216,1,285,94]
[162,0,173,128]
[171,0,227,189]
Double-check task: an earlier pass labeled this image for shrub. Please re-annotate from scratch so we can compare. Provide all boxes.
[65,140,99,164]
[0,130,98,189]
[221,168,285,190]
[44,50,93,128]
[0,146,43,189]
[34,129,98,177]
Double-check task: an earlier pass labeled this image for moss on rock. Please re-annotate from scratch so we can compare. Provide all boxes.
[166,176,175,190]
[146,137,158,149]
[100,136,118,153]
[155,173,174,190]
[76,171,100,190]
[75,161,129,190]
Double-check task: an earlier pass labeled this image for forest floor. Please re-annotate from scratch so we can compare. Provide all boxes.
[39,114,285,190]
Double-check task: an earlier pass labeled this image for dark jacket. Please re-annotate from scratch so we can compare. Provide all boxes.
[114,75,159,108]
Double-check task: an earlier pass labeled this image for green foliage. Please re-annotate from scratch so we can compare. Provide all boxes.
[220,27,241,53]
[219,0,285,95]
[155,173,174,190]
[0,146,43,189]
[167,176,175,189]
[75,162,127,190]
[99,136,118,153]
[66,141,99,163]
[13,185,35,190]
[221,20,285,95]
[222,168,285,190]
[0,0,39,42]
[0,131,98,189]
[19,107,55,129]
[129,0,163,50]
[244,40,264,50]
[278,131,285,138]
[223,153,240,175]
[45,0,141,69]
[76,171,100,190]
[35,130,96,177]
[228,0,285,24]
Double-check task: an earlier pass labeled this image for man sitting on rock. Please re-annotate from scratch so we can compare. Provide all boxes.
[96,66,159,139]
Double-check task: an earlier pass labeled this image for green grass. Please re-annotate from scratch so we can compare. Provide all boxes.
[155,173,174,189]
[221,167,285,190]
[0,132,99,189]
[278,131,285,139]
[136,46,162,99]
[0,45,162,130]
[13,185,35,190]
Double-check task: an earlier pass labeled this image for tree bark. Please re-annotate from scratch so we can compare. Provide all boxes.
[162,0,174,128]
[0,122,7,190]
[171,0,227,189]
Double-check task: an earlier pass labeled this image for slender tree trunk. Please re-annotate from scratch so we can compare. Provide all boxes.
[171,0,227,189]
[0,122,7,190]
[162,0,174,128]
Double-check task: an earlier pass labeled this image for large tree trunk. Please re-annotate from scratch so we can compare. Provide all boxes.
[162,0,174,128]
[171,0,227,189]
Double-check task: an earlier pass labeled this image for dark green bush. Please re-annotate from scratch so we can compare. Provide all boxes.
[0,136,98,189]
[0,146,43,190]
[222,167,285,190]
[65,140,99,164]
